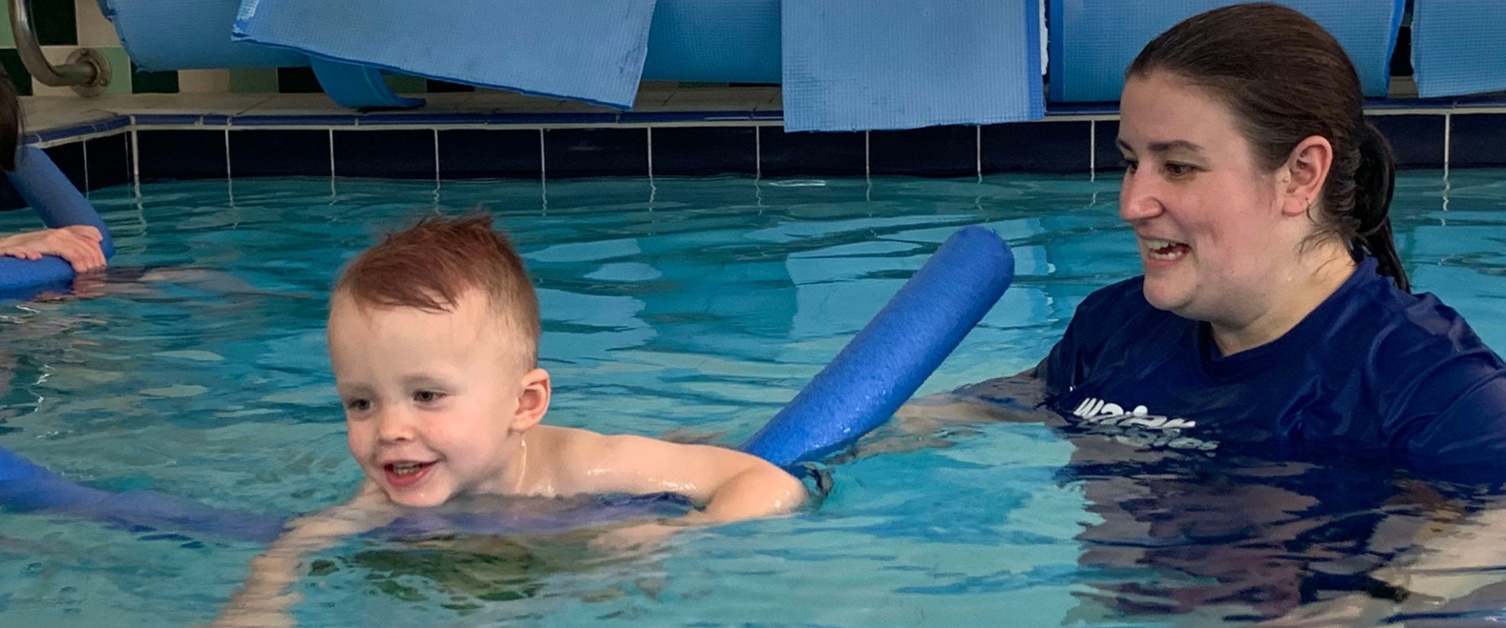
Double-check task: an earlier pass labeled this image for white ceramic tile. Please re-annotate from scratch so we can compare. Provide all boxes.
[107,93,274,115]
[75,0,120,47]
[19,96,115,132]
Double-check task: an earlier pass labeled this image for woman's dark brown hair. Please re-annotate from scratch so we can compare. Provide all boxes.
[1127,2,1408,291]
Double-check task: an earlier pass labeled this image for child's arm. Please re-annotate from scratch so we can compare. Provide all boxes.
[212,485,399,628]
[552,428,807,523]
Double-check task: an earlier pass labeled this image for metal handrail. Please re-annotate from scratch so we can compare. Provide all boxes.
[8,0,110,96]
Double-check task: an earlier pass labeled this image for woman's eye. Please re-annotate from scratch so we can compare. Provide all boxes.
[1164,162,1195,177]
[1121,159,1138,173]
[413,390,444,403]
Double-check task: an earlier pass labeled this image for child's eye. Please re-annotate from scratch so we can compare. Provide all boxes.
[344,398,371,412]
[413,390,445,403]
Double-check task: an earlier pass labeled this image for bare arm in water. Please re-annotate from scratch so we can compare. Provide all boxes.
[212,485,402,628]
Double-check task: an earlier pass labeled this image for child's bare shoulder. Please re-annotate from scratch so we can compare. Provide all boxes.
[531,425,664,461]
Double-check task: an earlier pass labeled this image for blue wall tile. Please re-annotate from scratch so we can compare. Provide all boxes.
[438,128,541,178]
[332,130,435,178]
[542,128,648,178]
[1092,119,1122,173]
[870,126,976,176]
[651,126,757,176]
[1450,114,1506,167]
[982,120,1092,173]
[85,134,131,190]
[136,130,226,180]
[758,127,865,177]
[1371,115,1445,168]
[0,177,24,211]
[230,130,332,177]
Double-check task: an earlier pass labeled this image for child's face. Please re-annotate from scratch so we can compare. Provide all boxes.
[327,290,546,507]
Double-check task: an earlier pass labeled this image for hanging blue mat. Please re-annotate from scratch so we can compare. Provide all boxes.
[1411,0,1506,98]
[780,0,1044,132]
[1048,0,1404,103]
[232,0,657,109]
[101,0,308,70]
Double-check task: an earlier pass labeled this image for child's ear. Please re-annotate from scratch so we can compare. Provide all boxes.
[510,367,551,432]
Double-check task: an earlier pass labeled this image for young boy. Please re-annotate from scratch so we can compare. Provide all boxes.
[216,214,805,626]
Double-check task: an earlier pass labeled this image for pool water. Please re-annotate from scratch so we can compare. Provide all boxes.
[1,170,1504,626]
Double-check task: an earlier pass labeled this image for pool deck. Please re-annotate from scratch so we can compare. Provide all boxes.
[20,76,1506,144]
[20,83,791,144]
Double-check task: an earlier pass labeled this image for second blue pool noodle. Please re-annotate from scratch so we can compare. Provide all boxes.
[741,225,1016,467]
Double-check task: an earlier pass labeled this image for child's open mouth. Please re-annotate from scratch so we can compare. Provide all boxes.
[384,461,435,487]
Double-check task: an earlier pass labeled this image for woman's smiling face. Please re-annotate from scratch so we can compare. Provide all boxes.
[1116,71,1291,326]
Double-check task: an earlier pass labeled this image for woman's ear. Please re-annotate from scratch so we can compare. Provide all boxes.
[1281,135,1334,217]
[510,368,551,432]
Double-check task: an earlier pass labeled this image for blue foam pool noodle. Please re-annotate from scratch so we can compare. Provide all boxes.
[0,145,115,298]
[741,225,1016,467]
[0,225,1013,538]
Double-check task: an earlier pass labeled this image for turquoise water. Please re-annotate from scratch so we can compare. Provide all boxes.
[0,171,1503,626]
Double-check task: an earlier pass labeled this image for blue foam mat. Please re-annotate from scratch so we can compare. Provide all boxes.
[101,0,308,70]
[1412,0,1506,98]
[233,0,656,109]
[1048,0,1404,103]
[780,0,1044,132]
[641,0,780,83]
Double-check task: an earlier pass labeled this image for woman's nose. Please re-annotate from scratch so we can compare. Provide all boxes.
[1118,170,1165,224]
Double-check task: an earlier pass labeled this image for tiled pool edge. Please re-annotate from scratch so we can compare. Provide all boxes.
[8,104,1506,211]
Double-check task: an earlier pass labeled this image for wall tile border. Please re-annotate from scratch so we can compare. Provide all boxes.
[2,104,1500,212]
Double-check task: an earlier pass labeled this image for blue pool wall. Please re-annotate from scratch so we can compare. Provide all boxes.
[1,103,1499,210]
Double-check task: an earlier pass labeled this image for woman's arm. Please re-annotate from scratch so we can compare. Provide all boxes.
[0,226,106,271]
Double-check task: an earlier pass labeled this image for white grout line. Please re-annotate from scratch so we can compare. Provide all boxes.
[863,131,870,179]
[754,126,762,179]
[974,125,982,179]
[1444,113,1452,178]
[538,128,547,181]
[1089,120,1096,181]
[128,118,139,186]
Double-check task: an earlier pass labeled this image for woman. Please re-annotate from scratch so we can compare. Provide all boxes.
[899,3,1506,621]
[949,2,1506,479]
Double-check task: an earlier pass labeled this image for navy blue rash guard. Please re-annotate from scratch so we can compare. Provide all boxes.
[1040,256,1506,479]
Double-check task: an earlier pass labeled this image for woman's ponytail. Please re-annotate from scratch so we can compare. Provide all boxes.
[1351,121,1408,292]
